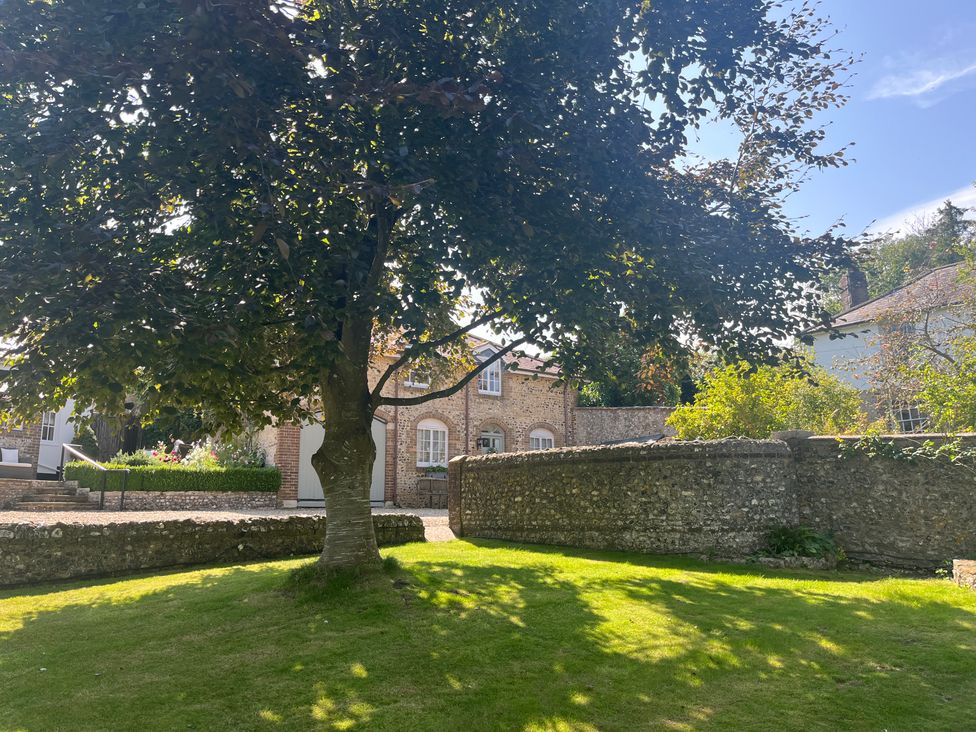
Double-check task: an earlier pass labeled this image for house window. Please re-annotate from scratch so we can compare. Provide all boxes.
[893,405,927,433]
[529,428,555,450]
[416,418,448,467]
[41,411,57,442]
[478,426,505,454]
[405,369,430,389]
[477,354,502,395]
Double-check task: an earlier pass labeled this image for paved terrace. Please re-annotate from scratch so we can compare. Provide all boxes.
[0,508,454,542]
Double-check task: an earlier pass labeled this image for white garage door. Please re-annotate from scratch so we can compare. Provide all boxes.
[298,417,386,507]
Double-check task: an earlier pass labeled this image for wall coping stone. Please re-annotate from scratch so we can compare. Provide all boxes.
[574,405,674,412]
[460,438,790,471]
[805,432,976,443]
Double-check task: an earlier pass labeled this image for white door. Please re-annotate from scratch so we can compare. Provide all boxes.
[298,417,386,507]
[37,400,77,475]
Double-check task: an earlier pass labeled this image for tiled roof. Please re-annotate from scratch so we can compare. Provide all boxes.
[471,337,561,376]
[822,262,973,330]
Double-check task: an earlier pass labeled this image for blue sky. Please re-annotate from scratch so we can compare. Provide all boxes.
[694,1,976,238]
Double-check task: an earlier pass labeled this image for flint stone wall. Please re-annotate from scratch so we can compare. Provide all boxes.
[954,560,976,591]
[90,490,279,511]
[450,439,794,556]
[0,479,64,508]
[792,434,976,569]
[0,514,424,586]
[573,406,676,445]
[449,433,976,569]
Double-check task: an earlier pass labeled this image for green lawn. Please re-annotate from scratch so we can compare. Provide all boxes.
[2,542,975,731]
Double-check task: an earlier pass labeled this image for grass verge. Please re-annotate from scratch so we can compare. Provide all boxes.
[1,540,974,730]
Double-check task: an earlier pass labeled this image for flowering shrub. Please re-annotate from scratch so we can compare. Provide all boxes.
[110,447,178,466]
[212,435,266,468]
[110,434,266,470]
[182,441,221,470]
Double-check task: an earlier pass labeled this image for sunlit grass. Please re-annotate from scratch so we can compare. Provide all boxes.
[1,541,974,730]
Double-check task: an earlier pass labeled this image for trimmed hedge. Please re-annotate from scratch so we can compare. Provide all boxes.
[64,462,281,492]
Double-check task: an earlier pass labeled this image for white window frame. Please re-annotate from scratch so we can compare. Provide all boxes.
[893,405,926,433]
[529,428,555,451]
[404,368,430,389]
[478,426,505,454]
[40,411,57,442]
[477,350,502,396]
[416,419,448,467]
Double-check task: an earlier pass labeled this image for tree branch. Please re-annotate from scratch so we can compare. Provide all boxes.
[918,309,957,365]
[374,334,530,408]
[369,310,502,401]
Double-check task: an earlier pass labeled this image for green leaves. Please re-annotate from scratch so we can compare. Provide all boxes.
[667,359,867,439]
[0,0,852,432]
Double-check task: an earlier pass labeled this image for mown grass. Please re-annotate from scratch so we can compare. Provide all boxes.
[1,541,975,731]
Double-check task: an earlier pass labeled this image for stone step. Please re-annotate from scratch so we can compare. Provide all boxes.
[29,485,81,496]
[21,493,90,503]
[10,501,99,511]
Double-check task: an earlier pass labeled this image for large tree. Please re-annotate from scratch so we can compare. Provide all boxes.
[0,0,851,568]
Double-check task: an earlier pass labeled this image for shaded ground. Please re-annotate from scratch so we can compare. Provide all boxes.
[0,507,454,541]
[1,541,974,731]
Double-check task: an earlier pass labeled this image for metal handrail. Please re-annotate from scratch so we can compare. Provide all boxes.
[58,443,130,510]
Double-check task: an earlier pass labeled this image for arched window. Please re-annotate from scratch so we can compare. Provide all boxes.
[529,428,555,451]
[478,425,505,454]
[416,418,448,467]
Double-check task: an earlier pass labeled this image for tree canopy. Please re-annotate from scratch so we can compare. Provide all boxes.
[0,0,853,423]
[0,0,854,566]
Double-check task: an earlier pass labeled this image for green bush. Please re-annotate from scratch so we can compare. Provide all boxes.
[666,359,867,439]
[763,526,840,559]
[64,462,280,492]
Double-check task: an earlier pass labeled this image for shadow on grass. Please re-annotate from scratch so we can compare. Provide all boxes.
[0,542,974,731]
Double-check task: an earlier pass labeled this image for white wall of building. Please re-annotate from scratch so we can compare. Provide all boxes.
[37,398,77,475]
[809,325,877,390]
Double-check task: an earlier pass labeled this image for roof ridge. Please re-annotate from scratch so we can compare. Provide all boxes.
[833,260,966,320]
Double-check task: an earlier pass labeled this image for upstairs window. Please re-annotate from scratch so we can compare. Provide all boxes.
[529,428,555,451]
[404,368,430,389]
[476,350,502,395]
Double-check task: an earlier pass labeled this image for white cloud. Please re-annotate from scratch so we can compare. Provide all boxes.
[869,183,976,236]
[868,60,976,104]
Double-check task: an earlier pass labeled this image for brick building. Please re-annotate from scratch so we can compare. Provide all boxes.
[264,339,575,508]
[0,419,41,477]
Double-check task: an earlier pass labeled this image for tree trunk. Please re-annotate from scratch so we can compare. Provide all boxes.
[312,360,381,570]
[92,413,123,460]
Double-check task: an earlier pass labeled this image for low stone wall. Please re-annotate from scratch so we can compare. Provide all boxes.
[0,479,53,508]
[449,439,794,556]
[791,434,976,569]
[90,490,279,511]
[954,560,976,591]
[449,433,976,570]
[0,514,424,587]
[572,406,675,445]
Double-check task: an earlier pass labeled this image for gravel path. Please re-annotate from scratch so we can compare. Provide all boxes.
[0,508,456,542]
